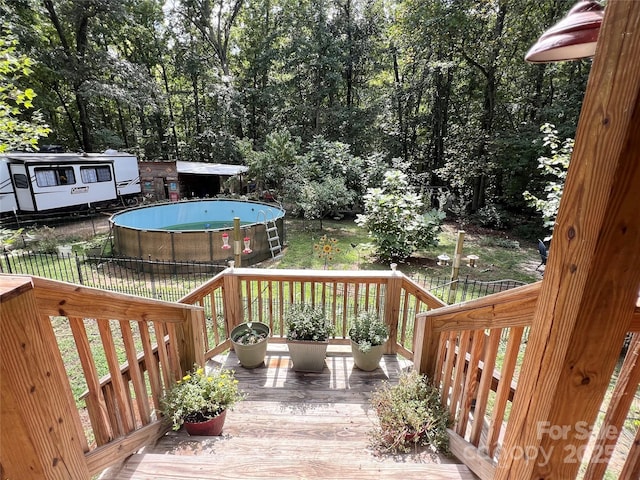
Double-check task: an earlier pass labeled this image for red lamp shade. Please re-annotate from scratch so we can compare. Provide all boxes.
[525,1,604,63]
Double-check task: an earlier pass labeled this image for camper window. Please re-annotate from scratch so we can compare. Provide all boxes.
[81,166,112,183]
[13,174,28,189]
[35,167,75,187]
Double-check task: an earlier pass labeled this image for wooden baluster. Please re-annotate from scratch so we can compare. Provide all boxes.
[97,319,135,434]
[487,326,523,458]
[138,321,162,413]
[69,316,113,446]
[470,328,502,447]
[120,321,151,426]
[457,330,485,438]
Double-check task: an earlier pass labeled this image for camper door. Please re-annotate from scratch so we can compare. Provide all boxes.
[8,163,35,212]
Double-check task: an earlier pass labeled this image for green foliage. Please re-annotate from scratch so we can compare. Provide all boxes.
[0,26,50,152]
[30,226,60,253]
[356,170,445,262]
[348,311,388,354]
[472,203,506,229]
[161,365,245,431]
[523,124,573,231]
[283,136,367,224]
[0,227,23,251]
[298,177,354,226]
[370,370,451,454]
[285,304,334,342]
[244,129,301,194]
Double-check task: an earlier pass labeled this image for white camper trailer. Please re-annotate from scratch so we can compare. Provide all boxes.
[0,151,140,214]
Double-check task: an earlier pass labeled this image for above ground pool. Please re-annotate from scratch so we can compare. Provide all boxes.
[110,199,285,266]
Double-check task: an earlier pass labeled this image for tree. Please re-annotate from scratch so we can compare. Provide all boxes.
[356,169,444,262]
[0,25,50,152]
[523,123,573,231]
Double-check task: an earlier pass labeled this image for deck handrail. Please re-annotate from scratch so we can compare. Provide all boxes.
[4,271,637,479]
[412,280,640,480]
[177,266,444,361]
[1,274,206,478]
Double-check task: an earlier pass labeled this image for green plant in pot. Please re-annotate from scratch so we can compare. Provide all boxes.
[285,304,334,372]
[230,321,270,368]
[161,365,245,435]
[369,370,451,454]
[348,311,389,371]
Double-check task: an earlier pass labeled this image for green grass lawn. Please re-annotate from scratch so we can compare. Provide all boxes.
[277,218,542,284]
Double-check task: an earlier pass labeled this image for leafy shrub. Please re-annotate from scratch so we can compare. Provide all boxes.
[356,170,444,262]
[473,204,505,229]
[161,365,244,430]
[285,304,334,342]
[348,311,388,353]
[370,371,450,454]
[30,226,60,253]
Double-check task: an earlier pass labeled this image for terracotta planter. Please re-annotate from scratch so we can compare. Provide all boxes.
[231,322,270,368]
[350,340,386,371]
[184,410,227,436]
[286,339,329,372]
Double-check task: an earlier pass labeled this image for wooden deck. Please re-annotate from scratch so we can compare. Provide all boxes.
[100,344,477,479]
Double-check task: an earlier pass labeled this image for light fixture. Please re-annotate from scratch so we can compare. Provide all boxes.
[525,1,604,63]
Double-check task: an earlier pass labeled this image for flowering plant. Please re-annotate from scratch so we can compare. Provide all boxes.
[313,234,340,269]
[348,311,389,353]
[285,304,334,342]
[161,365,245,430]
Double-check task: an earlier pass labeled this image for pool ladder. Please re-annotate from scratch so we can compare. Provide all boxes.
[257,209,282,259]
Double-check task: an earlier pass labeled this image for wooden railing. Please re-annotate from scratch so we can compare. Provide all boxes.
[178,266,445,361]
[414,281,640,480]
[4,270,637,479]
[1,274,206,478]
[0,267,445,479]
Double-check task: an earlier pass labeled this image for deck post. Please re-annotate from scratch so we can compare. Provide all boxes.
[384,264,402,354]
[1,277,90,479]
[175,308,206,373]
[496,1,640,478]
[413,313,440,379]
[223,265,243,333]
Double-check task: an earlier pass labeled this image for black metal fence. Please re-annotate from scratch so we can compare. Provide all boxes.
[0,251,226,302]
[1,250,527,305]
[412,273,527,304]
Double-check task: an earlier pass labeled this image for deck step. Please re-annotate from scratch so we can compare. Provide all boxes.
[103,452,476,479]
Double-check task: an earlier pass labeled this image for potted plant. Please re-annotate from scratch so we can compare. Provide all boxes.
[369,370,451,454]
[161,365,245,435]
[285,304,334,372]
[230,321,270,368]
[348,311,389,371]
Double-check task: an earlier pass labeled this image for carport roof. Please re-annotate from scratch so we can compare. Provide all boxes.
[176,161,248,176]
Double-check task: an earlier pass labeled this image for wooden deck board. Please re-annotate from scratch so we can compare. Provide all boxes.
[100,345,477,479]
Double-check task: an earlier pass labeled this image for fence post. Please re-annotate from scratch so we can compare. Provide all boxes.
[413,313,440,379]
[2,251,11,273]
[74,254,83,285]
[447,230,465,304]
[175,308,206,373]
[148,255,157,298]
[1,277,91,478]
